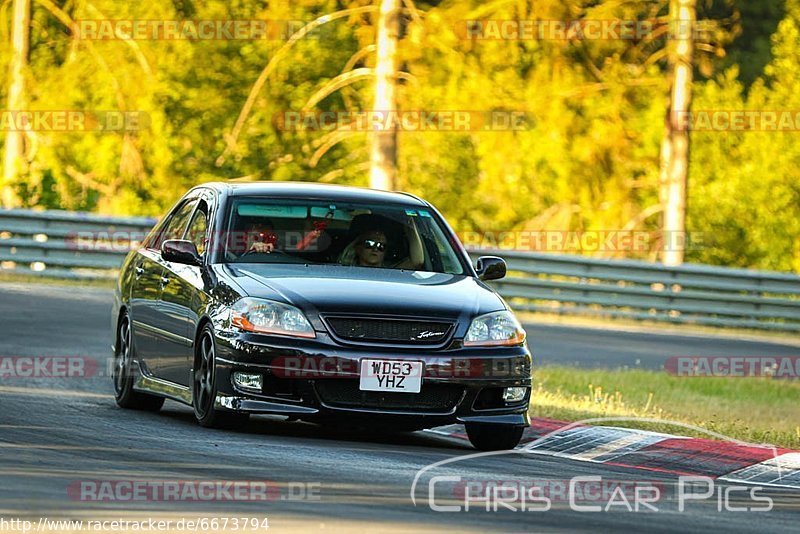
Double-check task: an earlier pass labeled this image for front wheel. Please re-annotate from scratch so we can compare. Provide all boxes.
[113,312,165,412]
[192,325,249,430]
[465,423,524,451]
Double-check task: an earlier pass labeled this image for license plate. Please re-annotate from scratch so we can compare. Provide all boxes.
[359,359,423,393]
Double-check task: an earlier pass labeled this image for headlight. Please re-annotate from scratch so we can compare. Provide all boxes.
[464,310,525,346]
[231,298,315,338]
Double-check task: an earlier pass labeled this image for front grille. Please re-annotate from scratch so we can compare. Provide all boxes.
[315,379,464,412]
[324,316,454,345]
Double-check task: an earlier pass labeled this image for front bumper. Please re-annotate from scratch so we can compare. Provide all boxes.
[212,330,532,429]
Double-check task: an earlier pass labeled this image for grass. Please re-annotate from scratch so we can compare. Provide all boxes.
[531,366,800,449]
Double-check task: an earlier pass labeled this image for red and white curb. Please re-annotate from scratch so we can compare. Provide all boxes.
[427,418,800,490]
[720,453,800,489]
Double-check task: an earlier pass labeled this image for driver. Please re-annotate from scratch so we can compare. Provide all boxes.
[236,220,278,256]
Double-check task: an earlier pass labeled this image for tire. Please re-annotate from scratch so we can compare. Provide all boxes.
[113,312,165,412]
[192,324,250,430]
[465,423,524,451]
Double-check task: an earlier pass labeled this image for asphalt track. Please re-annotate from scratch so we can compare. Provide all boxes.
[0,282,798,532]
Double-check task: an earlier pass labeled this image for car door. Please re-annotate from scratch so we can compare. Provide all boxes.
[157,194,212,386]
[129,244,166,376]
[133,197,198,379]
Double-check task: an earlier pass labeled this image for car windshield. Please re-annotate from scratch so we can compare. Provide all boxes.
[223,198,465,275]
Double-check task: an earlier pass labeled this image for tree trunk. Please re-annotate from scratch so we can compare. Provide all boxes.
[369,0,399,191]
[659,0,696,266]
[2,0,31,208]
[3,0,30,208]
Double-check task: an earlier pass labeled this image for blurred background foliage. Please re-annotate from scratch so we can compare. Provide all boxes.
[0,0,798,271]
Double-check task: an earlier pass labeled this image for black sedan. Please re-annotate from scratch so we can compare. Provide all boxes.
[111,182,532,450]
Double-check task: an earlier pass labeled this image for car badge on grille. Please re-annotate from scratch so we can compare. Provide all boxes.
[414,330,445,340]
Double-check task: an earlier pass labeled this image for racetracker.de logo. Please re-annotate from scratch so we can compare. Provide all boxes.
[673,111,800,132]
[65,230,332,254]
[452,478,666,505]
[457,230,704,253]
[270,355,528,379]
[0,356,97,378]
[665,356,800,378]
[0,110,148,132]
[68,480,321,502]
[72,19,308,41]
[273,110,531,132]
[456,19,716,41]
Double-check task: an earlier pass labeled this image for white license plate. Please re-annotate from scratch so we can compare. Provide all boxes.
[359,359,423,393]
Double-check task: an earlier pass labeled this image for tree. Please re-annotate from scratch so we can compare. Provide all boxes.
[660,0,696,266]
[2,0,30,208]
[369,0,400,190]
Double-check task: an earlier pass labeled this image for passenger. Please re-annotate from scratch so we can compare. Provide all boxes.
[340,230,388,267]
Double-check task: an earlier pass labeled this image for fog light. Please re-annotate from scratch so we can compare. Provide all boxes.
[503,387,527,402]
[233,372,263,392]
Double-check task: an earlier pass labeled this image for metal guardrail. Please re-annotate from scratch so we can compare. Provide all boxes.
[0,209,155,280]
[473,251,800,332]
[2,209,799,332]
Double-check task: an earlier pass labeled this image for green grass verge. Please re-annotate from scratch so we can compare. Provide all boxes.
[532,366,800,449]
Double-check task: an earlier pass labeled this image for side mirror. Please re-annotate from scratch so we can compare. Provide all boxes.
[475,256,506,281]
[161,239,202,266]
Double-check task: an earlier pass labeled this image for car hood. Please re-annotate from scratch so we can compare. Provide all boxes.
[221,263,505,320]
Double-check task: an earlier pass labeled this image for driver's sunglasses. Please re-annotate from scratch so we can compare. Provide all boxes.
[362,239,386,252]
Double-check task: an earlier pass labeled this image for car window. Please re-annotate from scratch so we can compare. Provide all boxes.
[154,199,198,249]
[223,199,466,275]
[185,202,209,255]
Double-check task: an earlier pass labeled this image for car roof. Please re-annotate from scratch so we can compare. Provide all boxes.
[195,181,428,207]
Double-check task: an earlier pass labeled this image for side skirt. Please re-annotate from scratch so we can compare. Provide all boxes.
[132,361,193,405]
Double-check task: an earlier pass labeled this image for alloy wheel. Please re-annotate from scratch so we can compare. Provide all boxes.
[113,316,132,396]
[193,332,215,418]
